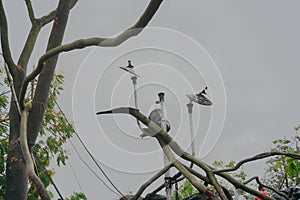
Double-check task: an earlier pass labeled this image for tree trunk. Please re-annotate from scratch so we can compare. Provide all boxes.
[5,1,71,199]
[5,73,26,200]
[28,0,71,150]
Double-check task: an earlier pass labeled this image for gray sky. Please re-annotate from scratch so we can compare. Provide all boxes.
[2,0,300,199]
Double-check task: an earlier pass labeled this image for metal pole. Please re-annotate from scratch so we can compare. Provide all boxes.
[131,76,138,109]
[128,63,146,135]
[158,92,172,200]
[187,103,195,156]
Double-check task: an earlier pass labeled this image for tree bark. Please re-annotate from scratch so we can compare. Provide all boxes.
[5,73,26,199]
[5,1,71,199]
[27,0,71,150]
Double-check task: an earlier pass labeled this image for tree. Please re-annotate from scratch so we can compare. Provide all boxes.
[0,0,164,199]
[0,65,75,199]
[264,134,300,190]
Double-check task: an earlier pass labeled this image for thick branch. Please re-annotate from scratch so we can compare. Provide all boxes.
[131,164,173,200]
[39,0,78,26]
[19,0,72,110]
[184,165,233,200]
[97,107,275,200]
[18,0,78,72]
[19,0,163,107]
[214,151,300,174]
[20,103,50,200]
[0,0,17,76]
[158,140,217,200]
[17,23,41,71]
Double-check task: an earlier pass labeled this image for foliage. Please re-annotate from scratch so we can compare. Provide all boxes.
[0,63,9,199]
[0,64,79,198]
[264,133,300,190]
[65,192,87,200]
[212,160,249,197]
[174,179,199,199]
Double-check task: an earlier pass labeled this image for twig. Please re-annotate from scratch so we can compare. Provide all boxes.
[244,176,288,200]
[214,151,300,173]
[0,90,11,96]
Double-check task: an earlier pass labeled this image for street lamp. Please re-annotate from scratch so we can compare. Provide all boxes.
[119,61,172,199]
[186,87,212,157]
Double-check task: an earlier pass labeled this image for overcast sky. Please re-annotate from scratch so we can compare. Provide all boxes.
[2,1,300,199]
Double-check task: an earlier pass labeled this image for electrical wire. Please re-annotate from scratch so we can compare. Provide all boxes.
[69,139,120,197]
[54,100,124,198]
[34,155,65,200]
[68,157,84,193]
[0,90,11,96]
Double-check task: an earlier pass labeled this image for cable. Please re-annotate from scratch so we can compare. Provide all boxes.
[34,155,65,200]
[69,139,120,197]
[0,90,11,96]
[68,157,84,193]
[54,100,124,197]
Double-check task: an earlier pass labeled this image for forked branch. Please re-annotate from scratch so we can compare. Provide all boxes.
[131,163,173,200]
[19,0,163,107]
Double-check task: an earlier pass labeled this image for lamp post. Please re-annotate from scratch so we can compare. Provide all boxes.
[186,87,212,158]
[120,61,147,134]
[186,103,195,156]
[119,61,171,199]
[158,92,172,200]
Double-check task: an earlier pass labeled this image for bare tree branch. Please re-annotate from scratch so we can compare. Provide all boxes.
[19,0,163,107]
[20,102,50,200]
[96,107,275,200]
[214,151,300,174]
[183,165,233,200]
[131,164,173,200]
[19,0,74,109]
[24,0,35,22]
[4,63,21,116]
[160,143,217,200]
[244,176,289,200]
[39,0,78,26]
[17,24,41,71]
[0,0,17,76]
[18,0,79,72]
